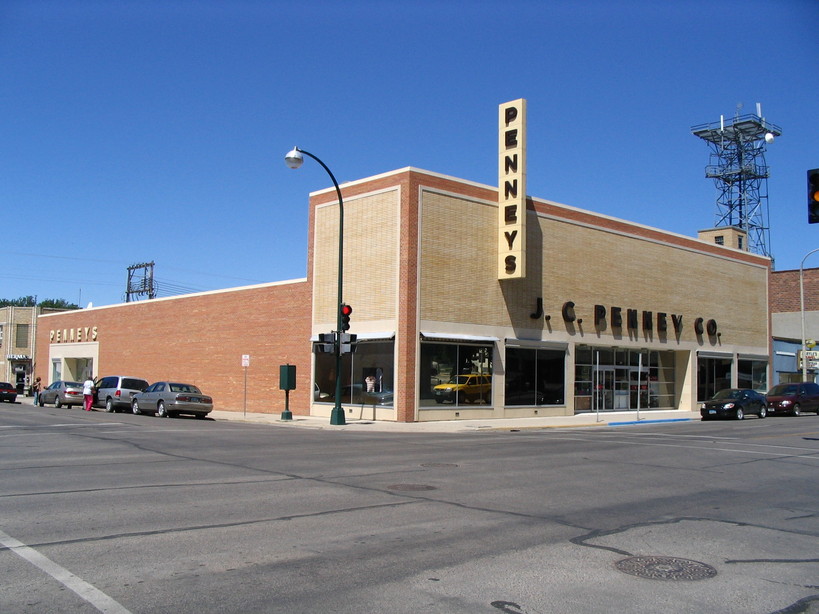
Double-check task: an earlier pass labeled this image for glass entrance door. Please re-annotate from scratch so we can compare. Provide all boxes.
[596,367,615,411]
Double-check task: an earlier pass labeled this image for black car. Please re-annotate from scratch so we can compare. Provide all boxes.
[0,382,17,403]
[701,388,767,420]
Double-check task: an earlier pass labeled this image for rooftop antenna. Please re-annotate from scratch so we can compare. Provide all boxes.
[691,103,782,261]
[126,262,157,302]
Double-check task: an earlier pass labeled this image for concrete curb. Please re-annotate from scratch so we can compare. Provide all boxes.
[208,409,701,433]
[14,396,700,433]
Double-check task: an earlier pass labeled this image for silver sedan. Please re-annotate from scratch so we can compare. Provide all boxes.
[38,381,84,408]
[131,381,213,419]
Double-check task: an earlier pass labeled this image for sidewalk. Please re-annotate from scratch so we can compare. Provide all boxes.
[15,395,699,432]
[208,408,701,432]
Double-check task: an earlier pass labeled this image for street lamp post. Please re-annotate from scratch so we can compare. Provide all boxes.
[800,248,819,383]
[285,147,346,425]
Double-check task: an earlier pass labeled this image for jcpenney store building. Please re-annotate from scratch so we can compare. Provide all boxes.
[36,101,770,423]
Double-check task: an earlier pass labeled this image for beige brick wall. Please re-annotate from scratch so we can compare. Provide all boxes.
[312,188,400,329]
[419,189,769,350]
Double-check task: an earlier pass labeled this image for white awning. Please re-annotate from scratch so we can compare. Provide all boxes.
[310,332,394,342]
[505,338,568,350]
[420,332,499,342]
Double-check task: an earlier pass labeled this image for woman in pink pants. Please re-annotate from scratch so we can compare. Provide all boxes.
[82,377,95,411]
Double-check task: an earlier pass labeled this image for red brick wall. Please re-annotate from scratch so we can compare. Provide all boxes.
[35,281,312,416]
[770,268,819,313]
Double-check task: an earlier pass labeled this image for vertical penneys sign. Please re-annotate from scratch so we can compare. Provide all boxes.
[498,98,527,279]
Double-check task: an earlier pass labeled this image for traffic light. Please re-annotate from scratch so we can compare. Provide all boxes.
[340,303,352,331]
[809,169,819,224]
[313,332,335,354]
[339,333,357,354]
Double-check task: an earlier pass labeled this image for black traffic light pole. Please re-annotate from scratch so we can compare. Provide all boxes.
[286,148,346,425]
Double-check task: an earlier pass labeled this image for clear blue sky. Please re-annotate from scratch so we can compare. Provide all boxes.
[2,0,817,307]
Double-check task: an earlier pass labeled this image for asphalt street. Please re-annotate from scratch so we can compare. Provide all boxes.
[1,400,818,613]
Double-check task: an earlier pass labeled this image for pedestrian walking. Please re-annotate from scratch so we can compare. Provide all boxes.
[83,376,95,411]
[32,377,41,406]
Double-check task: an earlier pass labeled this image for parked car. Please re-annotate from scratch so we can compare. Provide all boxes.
[39,381,84,408]
[314,383,330,401]
[700,388,767,420]
[433,374,492,404]
[131,382,213,419]
[94,375,149,413]
[0,382,17,403]
[765,382,819,416]
[339,384,394,406]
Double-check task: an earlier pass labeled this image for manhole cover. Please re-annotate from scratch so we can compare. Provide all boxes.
[387,484,437,491]
[420,463,459,468]
[615,556,717,581]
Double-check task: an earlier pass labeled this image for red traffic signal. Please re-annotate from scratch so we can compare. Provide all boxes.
[340,303,352,331]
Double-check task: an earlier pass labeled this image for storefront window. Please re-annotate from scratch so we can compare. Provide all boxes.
[420,342,493,408]
[51,358,61,382]
[505,347,565,405]
[738,358,768,392]
[697,356,732,402]
[574,346,676,413]
[314,341,394,407]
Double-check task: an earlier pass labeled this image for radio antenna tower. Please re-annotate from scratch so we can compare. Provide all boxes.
[691,103,782,260]
[126,261,156,302]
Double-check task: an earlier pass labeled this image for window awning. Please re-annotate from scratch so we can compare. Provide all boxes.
[697,351,733,359]
[505,338,568,350]
[355,332,395,341]
[738,353,769,361]
[310,332,394,342]
[420,332,499,343]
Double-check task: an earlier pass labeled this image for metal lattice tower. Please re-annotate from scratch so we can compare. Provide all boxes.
[691,104,782,259]
[126,261,156,302]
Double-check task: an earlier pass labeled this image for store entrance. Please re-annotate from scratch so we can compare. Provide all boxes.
[63,358,93,382]
[575,346,678,413]
[596,367,615,411]
[596,367,634,411]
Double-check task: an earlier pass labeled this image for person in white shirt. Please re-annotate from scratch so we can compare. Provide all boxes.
[82,377,95,411]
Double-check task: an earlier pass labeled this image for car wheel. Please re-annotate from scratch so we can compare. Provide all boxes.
[792,403,801,417]
[132,400,141,415]
[157,401,168,418]
[38,396,45,407]
[55,398,62,408]
[195,413,206,419]
[758,405,767,419]
[736,408,744,420]
[105,398,115,413]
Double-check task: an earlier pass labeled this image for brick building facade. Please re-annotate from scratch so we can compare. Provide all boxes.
[35,166,772,422]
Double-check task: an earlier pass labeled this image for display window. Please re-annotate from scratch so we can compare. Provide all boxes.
[738,358,768,392]
[313,341,394,407]
[697,355,732,402]
[504,347,565,406]
[420,342,493,408]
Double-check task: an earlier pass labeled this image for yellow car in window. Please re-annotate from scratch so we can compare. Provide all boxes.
[433,374,491,404]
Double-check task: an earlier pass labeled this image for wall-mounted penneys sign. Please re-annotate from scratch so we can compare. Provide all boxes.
[498,99,527,280]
